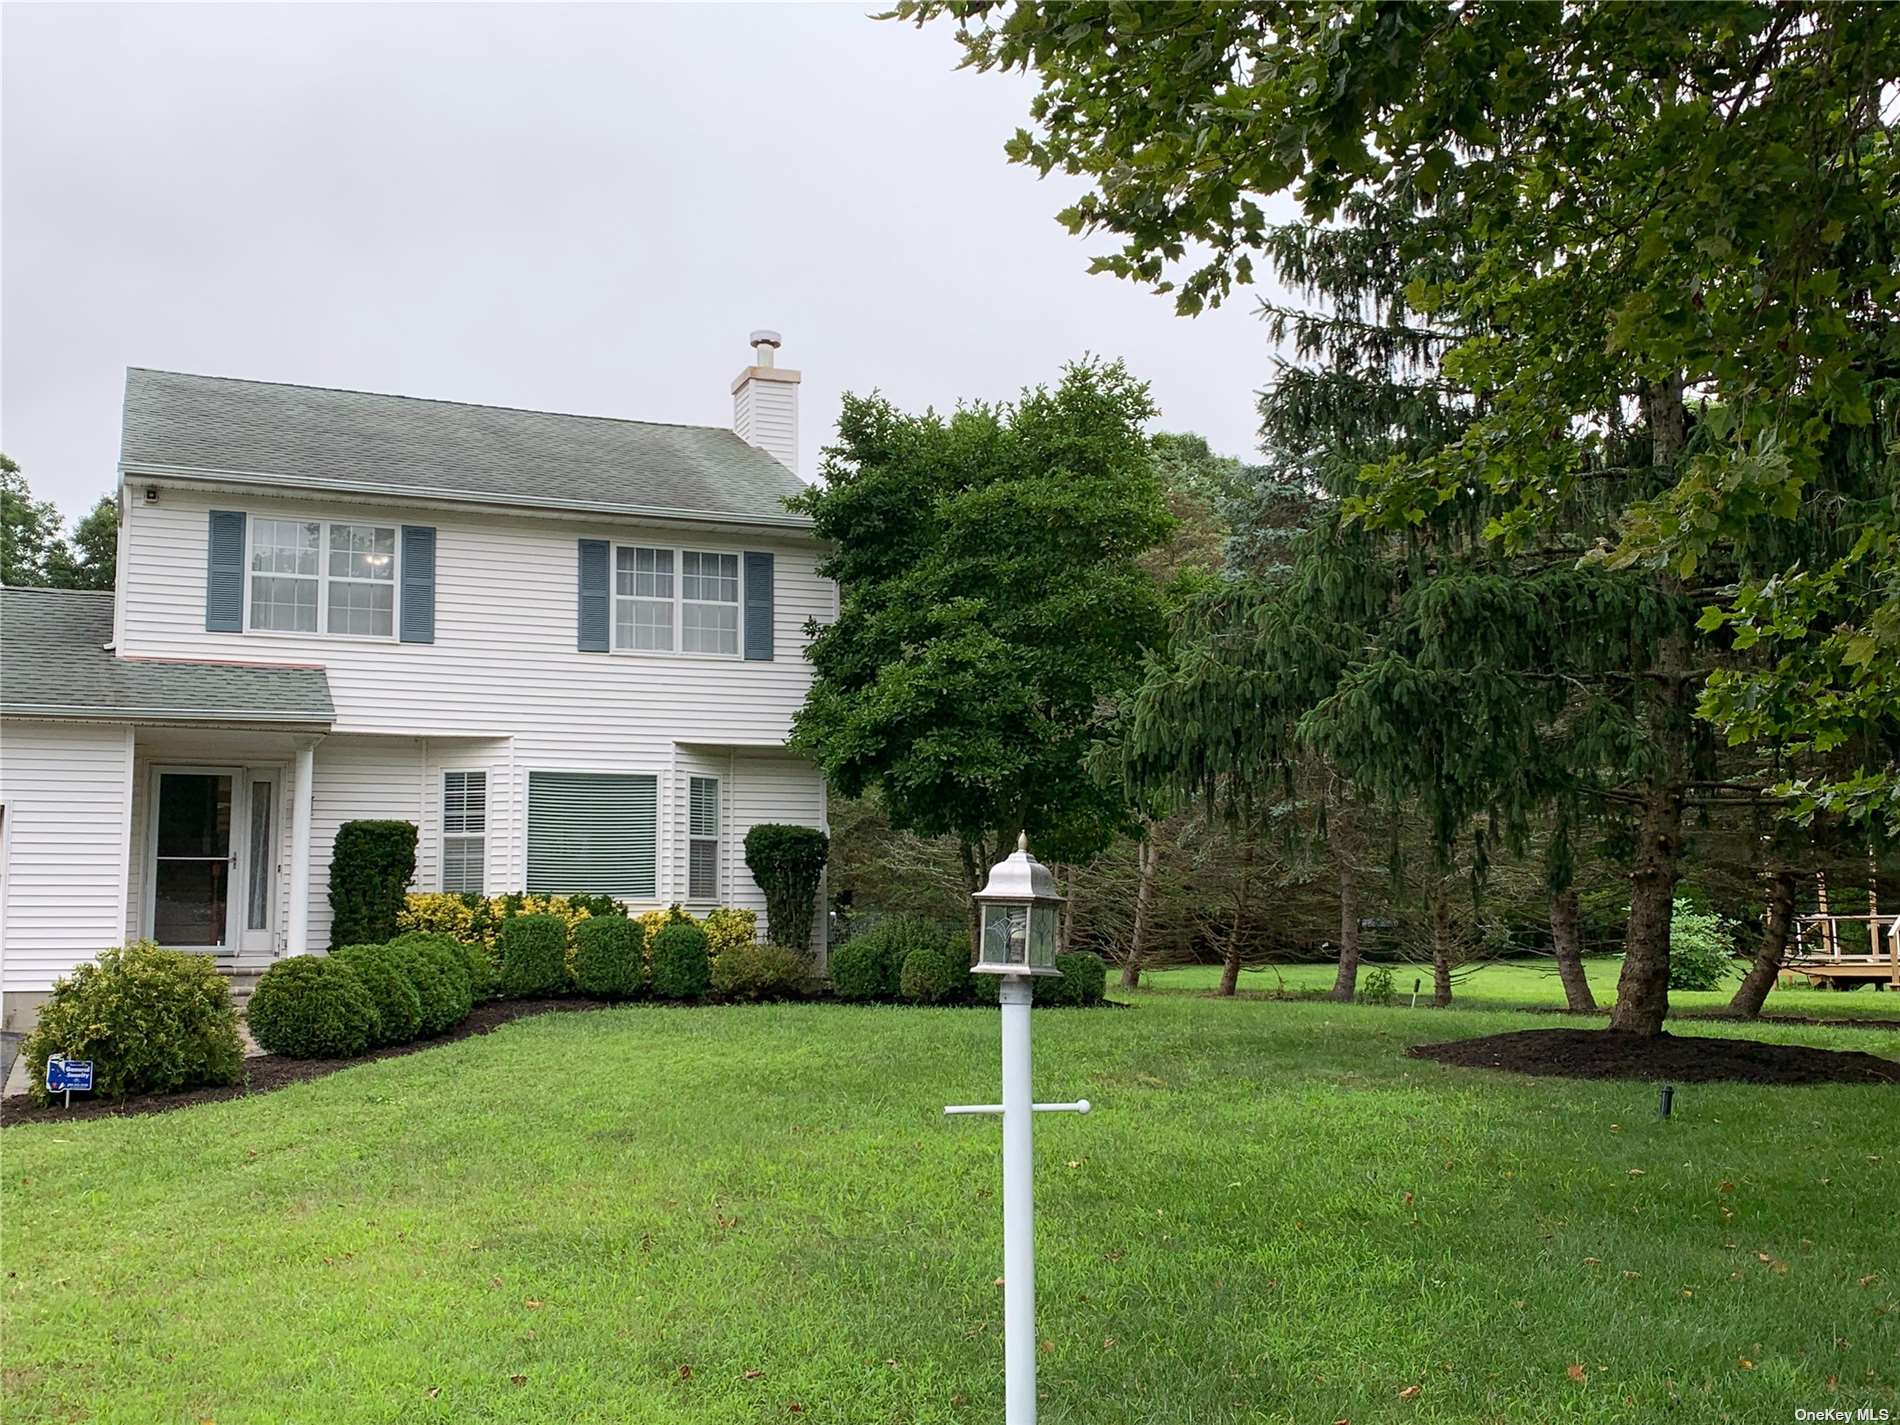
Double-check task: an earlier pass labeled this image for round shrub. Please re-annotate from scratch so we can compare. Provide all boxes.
[831,916,948,1000]
[572,915,646,999]
[499,912,569,998]
[712,943,812,1002]
[1036,952,1108,1007]
[388,938,473,1034]
[1668,899,1735,991]
[898,944,965,1004]
[334,943,424,1045]
[394,929,499,1002]
[246,955,379,1059]
[21,941,244,1104]
[650,921,712,1000]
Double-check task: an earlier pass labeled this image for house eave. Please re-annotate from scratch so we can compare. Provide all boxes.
[119,461,818,533]
[1,705,334,730]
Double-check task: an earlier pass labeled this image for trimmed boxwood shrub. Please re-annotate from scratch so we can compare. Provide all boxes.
[1036,952,1108,1007]
[246,955,380,1059]
[572,915,646,999]
[831,916,947,1001]
[388,937,473,1034]
[334,943,424,1045]
[650,921,712,1000]
[328,820,418,949]
[391,929,497,1001]
[712,943,812,1002]
[898,943,966,1004]
[21,941,244,1104]
[498,913,569,998]
[742,824,829,952]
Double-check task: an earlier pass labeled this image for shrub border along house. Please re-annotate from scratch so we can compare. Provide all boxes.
[15,904,1112,1107]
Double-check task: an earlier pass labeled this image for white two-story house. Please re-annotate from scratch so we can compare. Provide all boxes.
[0,334,833,1037]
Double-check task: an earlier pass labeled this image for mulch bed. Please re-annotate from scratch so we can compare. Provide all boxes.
[0,998,600,1127]
[1408,1026,1900,1086]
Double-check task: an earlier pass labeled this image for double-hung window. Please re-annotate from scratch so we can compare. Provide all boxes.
[615,547,674,651]
[442,771,486,895]
[612,545,740,656]
[248,519,396,637]
[687,776,720,901]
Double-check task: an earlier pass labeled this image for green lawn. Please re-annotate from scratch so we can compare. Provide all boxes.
[4,995,1896,1424]
[1145,956,1900,1019]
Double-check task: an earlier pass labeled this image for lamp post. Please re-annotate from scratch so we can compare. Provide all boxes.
[944,833,1090,1425]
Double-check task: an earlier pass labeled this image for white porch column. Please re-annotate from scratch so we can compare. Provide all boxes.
[286,739,318,955]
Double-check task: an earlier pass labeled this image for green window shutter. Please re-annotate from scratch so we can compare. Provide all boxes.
[205,510,246,631]
[743,551,774,660]
[526,771,656,897]
[400,525,436,643]
[577,539,611,651]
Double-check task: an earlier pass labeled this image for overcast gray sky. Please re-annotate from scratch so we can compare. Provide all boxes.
[3,2,1276,519]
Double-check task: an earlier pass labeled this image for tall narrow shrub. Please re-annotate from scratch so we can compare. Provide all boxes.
[742,824,829,953]
[328,821,418,949]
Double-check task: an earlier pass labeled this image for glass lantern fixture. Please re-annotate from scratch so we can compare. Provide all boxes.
[972,832,1065,976]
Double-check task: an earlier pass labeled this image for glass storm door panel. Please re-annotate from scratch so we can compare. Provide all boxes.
[240,774,279,954]
[152,771,235,947]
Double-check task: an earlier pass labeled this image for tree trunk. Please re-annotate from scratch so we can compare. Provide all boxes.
[1120,832,1157,990]
[1430,889,1454,1007]
[1329,805,1361,1002]
[1730,867,1797,1018]
[1550,887,1598,1013]
[1609,374,1692,1038]
[1216,838,1255,997]
[959,838,986,964]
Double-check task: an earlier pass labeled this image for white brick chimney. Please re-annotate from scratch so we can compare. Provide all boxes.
[731,329,800,474]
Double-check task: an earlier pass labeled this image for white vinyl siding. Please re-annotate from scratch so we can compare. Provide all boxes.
[687,775,719,902]
[0,721,134,993]
[248,517,396,639]
[526,771,657,898]
[441,770,486,895]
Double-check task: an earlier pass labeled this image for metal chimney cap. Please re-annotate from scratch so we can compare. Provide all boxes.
[749,329,783,350]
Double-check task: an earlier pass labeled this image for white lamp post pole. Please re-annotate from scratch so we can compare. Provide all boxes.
[947,833,1089,1425]
[998,978,1037,1424]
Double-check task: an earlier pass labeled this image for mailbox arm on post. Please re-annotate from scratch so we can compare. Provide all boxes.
[943,1100,1092,1116]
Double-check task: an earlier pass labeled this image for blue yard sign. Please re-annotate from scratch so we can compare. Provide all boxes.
[46,1058,94,1095]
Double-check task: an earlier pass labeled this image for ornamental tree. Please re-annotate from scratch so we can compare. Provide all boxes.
[789,359,1172,921]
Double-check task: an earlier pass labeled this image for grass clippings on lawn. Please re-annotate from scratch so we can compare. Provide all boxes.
[1407,1026,1900,1085]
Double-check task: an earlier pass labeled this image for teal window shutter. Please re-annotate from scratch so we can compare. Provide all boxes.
[577,539,610,651]
[743,551,774,660]
[400,525,436,643]
[526,771,656,897]
[205,510,246,631]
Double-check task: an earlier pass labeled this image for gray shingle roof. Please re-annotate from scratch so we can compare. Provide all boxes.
[0,588,334,725]
[120,368,811,526]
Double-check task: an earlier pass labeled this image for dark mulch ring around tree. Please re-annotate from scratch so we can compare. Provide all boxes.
[1408,1027,1900,1086]
[0,998,601,1128]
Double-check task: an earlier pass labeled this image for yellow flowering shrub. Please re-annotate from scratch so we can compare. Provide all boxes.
[399,892,617,950]
[635,904,698,944]
[701,906,759,957]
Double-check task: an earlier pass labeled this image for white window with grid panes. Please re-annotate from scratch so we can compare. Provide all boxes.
[612,544,740,656]
[248,519,396,637]
[687,775,720,901]
[441,771,486,895]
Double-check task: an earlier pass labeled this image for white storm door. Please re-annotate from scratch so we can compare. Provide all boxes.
[239,771,282,955]
[148,767,240,951]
